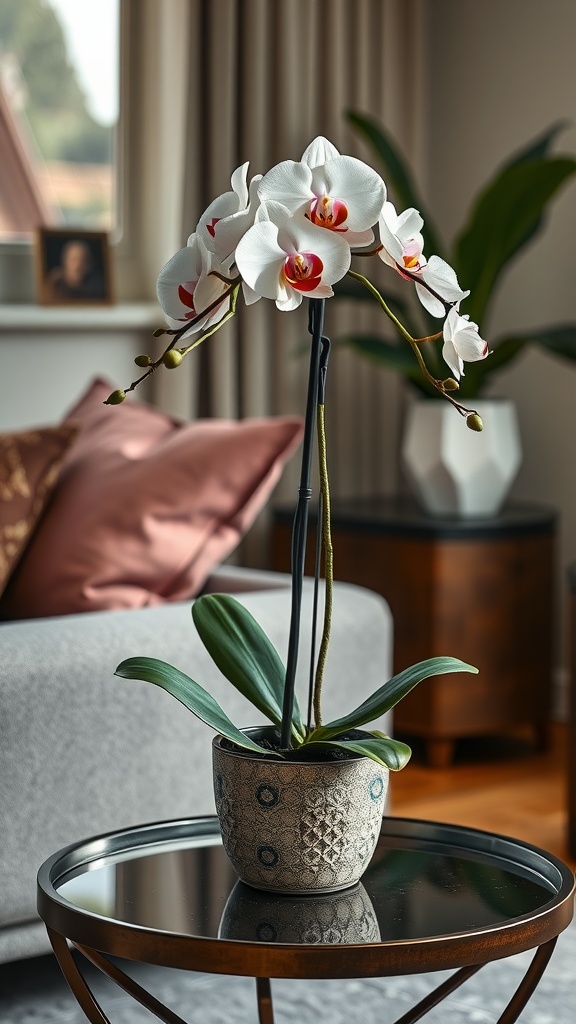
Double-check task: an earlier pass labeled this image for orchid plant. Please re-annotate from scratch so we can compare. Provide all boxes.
[112,136,485,770]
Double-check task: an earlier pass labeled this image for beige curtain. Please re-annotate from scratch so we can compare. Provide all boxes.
[138,0,426,563]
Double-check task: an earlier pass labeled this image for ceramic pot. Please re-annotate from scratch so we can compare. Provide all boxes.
[212,727,388,894]
[401,398,522,518]
[218,879,381,943]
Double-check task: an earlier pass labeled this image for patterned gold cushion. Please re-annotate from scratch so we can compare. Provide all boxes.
[0,425,77,597]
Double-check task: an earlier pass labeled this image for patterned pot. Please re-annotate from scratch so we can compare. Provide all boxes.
[212,727,388,894]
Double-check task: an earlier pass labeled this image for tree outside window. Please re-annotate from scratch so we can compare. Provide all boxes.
[0,0,119,241]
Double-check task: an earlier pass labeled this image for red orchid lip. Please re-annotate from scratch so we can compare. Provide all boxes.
[284,252,324,291]
[178,282,196,310]
[309,196,348,230]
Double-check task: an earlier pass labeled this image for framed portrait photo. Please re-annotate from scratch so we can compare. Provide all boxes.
[35,228,114,306]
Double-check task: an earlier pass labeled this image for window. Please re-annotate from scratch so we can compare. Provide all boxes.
[0,0,120,242]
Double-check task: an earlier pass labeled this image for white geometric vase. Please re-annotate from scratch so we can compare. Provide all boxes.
[401,399,522,518]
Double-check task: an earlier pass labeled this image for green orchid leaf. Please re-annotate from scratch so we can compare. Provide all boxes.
[346,110,446,261]
[499,120,570,170]
[311,657,477,741]
[304,734,412,771]
[455,158,576,325]
[192,594,304,742]
[115,656,280,756]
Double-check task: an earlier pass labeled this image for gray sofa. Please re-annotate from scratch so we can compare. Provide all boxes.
[0,564,393,965]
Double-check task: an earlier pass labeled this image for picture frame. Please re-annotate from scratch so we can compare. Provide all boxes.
[34,228,114,306]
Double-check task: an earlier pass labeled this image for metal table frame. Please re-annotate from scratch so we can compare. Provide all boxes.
[37,816,575,1024]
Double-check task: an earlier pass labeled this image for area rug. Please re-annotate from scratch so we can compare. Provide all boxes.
[1,915,575,1024]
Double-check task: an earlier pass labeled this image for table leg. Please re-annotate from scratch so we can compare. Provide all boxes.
[47,927,112,1024]
[495,937,557,1024]
[393,963,483,1024]
[256,977,275,1024]
[75,943,189,1024]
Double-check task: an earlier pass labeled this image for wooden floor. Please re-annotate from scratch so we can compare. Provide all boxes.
[389,722,575,869]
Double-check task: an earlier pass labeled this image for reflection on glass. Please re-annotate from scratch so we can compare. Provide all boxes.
[219,881,380,944]
[57,833,555,947]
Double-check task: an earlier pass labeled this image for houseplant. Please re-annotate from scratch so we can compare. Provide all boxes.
[334,114,576,516]
[110,136,485,892]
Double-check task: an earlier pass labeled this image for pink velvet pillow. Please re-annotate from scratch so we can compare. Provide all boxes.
[1,379,302,618]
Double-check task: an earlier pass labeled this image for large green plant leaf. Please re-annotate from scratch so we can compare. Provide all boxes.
[455,158,576,325]
[304,733,412,771]
[455,336,527,399]
[334,334,421,373]
[346,110,446,261]
[310,657,477,741]
[192,594,304,743]
[332,275,411,322]
[498,120,570,170]
[440,323,576,399]
[115,657,280,756]
[527,323,576,361]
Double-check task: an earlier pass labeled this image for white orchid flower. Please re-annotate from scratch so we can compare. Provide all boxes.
[235,201,351,311]
[196,163,263,263]
[157,234,231,340]
[378,201,426,274]
[416,256,470,318]
[257,136,386,248]
[442,306,489,379]
[378,202,469,318]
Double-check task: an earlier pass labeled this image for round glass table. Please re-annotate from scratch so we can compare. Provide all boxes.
[37,816,575,1024]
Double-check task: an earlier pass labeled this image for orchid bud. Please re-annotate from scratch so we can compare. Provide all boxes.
[104,390,126,406]
[466,413,484,432]
[163,349,183,369]
[442,378,459,392]
[134,354,152,367]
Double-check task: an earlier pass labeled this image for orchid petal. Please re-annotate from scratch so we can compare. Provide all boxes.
[421,256,469,303]
[301,136,340,168]
[414,282,447,318]
[395,207,425,238]
[378,215,404,265]
[157,244,203,322]
[257,160,313,213]
[322,155,386,231]
[242,280,261,305]
[277,291,302,311]
[442,337,464,379]
[230,162,249,206]
[235,221,287,299]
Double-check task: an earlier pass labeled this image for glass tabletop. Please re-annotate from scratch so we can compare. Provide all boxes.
[38,817,575,977]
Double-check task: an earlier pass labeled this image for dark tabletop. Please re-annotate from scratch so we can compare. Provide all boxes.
[37,816,574,979]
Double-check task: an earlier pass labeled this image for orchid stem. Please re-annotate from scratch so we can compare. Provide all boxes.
[281,298,325,749]
[313,392,333,729]
[348,270,454,398]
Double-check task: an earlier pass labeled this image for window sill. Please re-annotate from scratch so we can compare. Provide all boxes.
[0,302,161,332]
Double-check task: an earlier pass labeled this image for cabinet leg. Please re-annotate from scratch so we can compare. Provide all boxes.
[426,738,455,769]
[534,721,550,751]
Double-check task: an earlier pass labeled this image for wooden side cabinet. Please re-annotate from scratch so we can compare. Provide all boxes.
[271,498,557,767]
